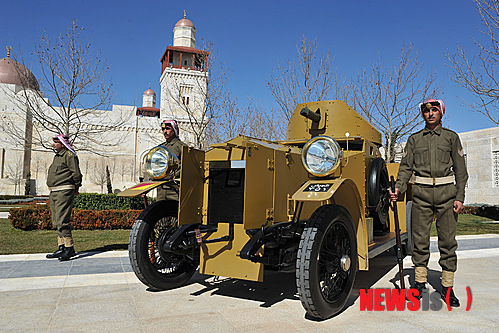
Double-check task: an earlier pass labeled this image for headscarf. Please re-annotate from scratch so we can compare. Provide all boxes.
[419,99,445,122]
[161,119,179,137]
[53,134,77,156]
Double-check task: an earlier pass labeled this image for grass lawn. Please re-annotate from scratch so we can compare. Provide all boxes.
[0,218,130,255]
[0,211,497,255]
[430,214,498,236]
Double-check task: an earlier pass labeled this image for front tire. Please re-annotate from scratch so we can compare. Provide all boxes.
[296,205,358,319]
[129,200,197,290]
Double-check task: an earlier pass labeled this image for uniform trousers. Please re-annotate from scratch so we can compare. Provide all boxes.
[411,183,458,272]
[49,189,76,239]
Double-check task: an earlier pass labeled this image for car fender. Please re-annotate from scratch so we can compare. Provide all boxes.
[292,178,369,270]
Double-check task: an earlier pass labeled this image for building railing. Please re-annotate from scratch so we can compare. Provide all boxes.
[162,63,206,73]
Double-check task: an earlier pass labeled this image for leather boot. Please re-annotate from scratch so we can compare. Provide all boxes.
[58,246,76,261]
[412,282,426,300]
[46,245,65,259]
[441,286,460,307]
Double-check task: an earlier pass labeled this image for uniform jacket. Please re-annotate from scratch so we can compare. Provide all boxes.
[395,125,468,202]
[47,149,83,188]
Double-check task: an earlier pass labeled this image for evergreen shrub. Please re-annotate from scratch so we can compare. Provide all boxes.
[74,193,150,210]
[0,195,33,200]
[9,204,141,230]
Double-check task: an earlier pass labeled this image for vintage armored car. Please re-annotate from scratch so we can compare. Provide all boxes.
[119,100,410,319]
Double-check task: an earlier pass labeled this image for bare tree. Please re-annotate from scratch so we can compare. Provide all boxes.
[207,96,286,144]
[89,157,107,193]
[205,92,241,144]
[446,0,499,125]
[115,155,134,182]
[4,154,24,195]
[2,20,129,153]
[239,99,286,141]
[83,157,91,181]
[267,34,343,120]
[348,44,441,162]
[31,153,50,179]
[162,39,230,149]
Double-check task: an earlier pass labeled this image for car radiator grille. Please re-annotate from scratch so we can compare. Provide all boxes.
[207,166,245,226]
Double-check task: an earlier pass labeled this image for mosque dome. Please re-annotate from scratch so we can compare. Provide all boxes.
[175,18,195,29]
[143,88,155,96]
[0,56,39,91]
[173,12,197,48]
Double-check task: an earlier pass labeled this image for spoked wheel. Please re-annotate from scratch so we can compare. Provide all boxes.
[368,158,390,230]
[296,204,358,319]
[129,200,198,290]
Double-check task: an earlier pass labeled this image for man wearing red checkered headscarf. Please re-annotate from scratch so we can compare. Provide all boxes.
[152,119,187,200]
[389,99,468,308]
[46,134,82,261]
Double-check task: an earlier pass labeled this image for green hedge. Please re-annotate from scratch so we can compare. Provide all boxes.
[7,193,156,231]
[462,204,499,220]
[0,195,33,200]
[9,204,141,231]
[74,193,152,210]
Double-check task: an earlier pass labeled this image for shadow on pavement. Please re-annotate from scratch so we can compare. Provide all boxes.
[190,270,299,308]
[77,244,129,258]
[154,248,410,320]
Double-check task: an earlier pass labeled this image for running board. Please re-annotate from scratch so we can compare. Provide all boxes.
[368,232,408,258]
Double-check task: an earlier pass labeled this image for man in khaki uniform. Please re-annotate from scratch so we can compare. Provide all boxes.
[389,99,468,307]
[46,135,82,261]
[149,119,186,201]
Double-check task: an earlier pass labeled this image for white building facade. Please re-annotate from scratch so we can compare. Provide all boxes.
[459,127,499,205]
[0,14,207,195]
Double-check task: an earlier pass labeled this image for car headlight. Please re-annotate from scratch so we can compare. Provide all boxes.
[144,145,179,180]
[301,136,341,176]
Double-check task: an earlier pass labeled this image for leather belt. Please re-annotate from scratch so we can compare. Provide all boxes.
[413,176,454,186]
[49,185,75,192]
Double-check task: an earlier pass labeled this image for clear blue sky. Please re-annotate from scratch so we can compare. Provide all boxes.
[1,0,496,133]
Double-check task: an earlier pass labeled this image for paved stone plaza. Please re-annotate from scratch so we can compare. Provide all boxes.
[0,235,498,332]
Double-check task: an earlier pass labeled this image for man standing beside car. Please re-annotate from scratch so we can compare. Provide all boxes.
[154,119,186,201]
[389,99,468,307]
[46,135,82,261]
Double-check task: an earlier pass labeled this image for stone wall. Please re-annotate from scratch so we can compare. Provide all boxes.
[459,127,499,205]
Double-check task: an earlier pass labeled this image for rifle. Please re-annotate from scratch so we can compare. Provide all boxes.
[390,176,405,289]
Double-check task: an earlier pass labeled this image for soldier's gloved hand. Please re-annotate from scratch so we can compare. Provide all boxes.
[453,200,464,214]
[388,188,399,202]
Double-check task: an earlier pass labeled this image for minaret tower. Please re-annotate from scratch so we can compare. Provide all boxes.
[159,12,209,146]
[173,10,196,48]
[143,84,156,108]
[136,84,159,117]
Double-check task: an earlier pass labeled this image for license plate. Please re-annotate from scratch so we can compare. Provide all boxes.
[303,183,332,192]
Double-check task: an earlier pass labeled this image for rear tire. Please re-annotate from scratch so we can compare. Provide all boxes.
[129,200,197,290]
[296,205,358,319]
